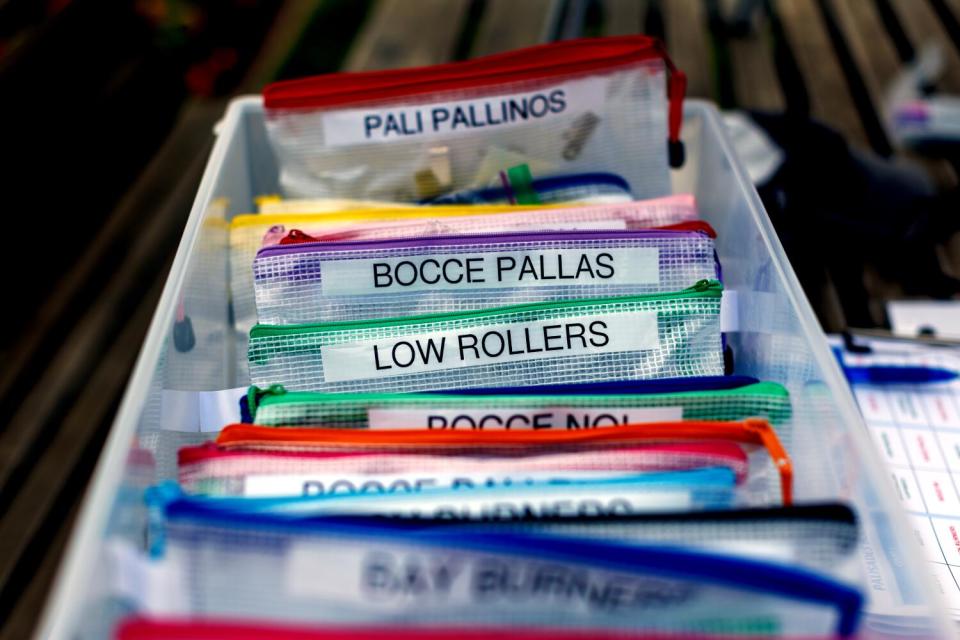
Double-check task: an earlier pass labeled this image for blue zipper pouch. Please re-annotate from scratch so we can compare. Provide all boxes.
[130,496,864,637]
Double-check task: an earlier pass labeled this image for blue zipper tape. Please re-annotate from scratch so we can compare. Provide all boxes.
[155,497,864,636]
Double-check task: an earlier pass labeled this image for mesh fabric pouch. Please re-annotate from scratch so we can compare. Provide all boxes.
[178,440,749,497]
[152,468,737,522]
[212,419,793,506]
[114,618,743,640]
[230,196,700,338]
[246,380,791,431]
[128,507,863,636]
[113,505,858,639]
[263,36,686,200]
[258,196,417,213]
[247,280,723,393]
[421,171,634,205]
[253,226,719,324]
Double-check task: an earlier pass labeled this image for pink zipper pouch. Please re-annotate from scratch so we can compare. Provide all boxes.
[178,440,748,497]
[261,195,700,247]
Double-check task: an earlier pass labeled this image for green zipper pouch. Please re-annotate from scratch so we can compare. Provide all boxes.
[247,381,791,435]
[248,280,723,394]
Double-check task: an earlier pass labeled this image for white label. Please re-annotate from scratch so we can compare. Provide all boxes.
[286,540,694,612]
[367,406,683,430]
[244,470,621,497]
[321,77,607,147]
[280,484,691,520]
[321,248,658,295]
[320,312,658,383]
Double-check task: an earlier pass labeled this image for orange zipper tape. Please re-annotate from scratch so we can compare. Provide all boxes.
[216,419,792,505]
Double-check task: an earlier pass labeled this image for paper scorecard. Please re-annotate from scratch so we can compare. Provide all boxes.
[834,334,960,618]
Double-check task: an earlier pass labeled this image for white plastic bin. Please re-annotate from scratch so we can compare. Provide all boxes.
[34,97,955,639]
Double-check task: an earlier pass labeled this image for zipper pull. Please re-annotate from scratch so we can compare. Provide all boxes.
[745,418,793,506]
[278,229,317,245]
[658,41,687,168]
[245,384,287,422]
[686,279,722,293]
[279,229,318,245]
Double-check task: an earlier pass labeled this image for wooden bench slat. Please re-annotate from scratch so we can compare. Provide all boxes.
[0,103,219,497]
[0,270,165,601]
[239,0,326,90]
[471,0,563,56]
[601,0,647,36]
[833,0,957,187]
[774,0,869,145]
[0,112,214,598]
[891,0,960,92]
[345,0,471,71]
[0,504,77,640]
[829,0,902,112]
[722,0,786,110]
[662,0,713,99]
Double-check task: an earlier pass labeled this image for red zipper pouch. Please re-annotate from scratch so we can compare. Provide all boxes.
[114,617,742,640]
[263,36,686,202]
[178,440,748,497]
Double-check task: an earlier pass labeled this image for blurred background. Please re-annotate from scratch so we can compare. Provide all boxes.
[0,0,958,637]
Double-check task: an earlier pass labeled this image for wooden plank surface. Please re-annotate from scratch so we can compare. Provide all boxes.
[724,1,786,110]
[891,0,960,91]
[0,272,166,638]
[239,0,325,91]
[601,0,646,36]
[662,0,713,99]
[832,0,957,187]
[774,0,868,145]
[829,0,902,115]
[0,505,77,640]
[345,0,471,70]
[471,0,562,56]
[0,103,217,630]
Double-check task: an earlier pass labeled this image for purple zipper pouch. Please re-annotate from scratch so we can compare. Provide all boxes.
[253,228,721,325]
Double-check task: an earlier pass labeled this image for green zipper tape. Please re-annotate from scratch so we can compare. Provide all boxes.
[250,279,722,338]
[249,381,792,430]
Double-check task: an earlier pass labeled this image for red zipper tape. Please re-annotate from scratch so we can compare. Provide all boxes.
[264,36,686,167]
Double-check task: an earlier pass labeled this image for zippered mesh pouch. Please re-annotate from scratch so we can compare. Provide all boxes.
[253,226,719,324]
[263,36,686,201]
[123,507,863,636]
[377,503,860,573]
[421,172,634,205]
[114,617,747,640]
[258,196,417,214]
[152,468,738,522]
[230,196,699,337]
[178,440,749,497]
[244,380,791,431]
[247,281,723,393]
[213,419,792,506]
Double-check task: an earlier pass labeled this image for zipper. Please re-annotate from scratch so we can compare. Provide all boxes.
[264,36,686,162]
[114,618,745,640]
[419,172,631,205]
[249,279,722,338]
[242,376,770,423]
[231,193,699,230]
[432,375,760,395]
[276,221,717,247]
[178,440,749,483]
[231,204,534,230]
[247,379,783,414]
[158,469,737,516]
[215,418,791,505]
[260,222,717,257]
[155,501,862,636]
